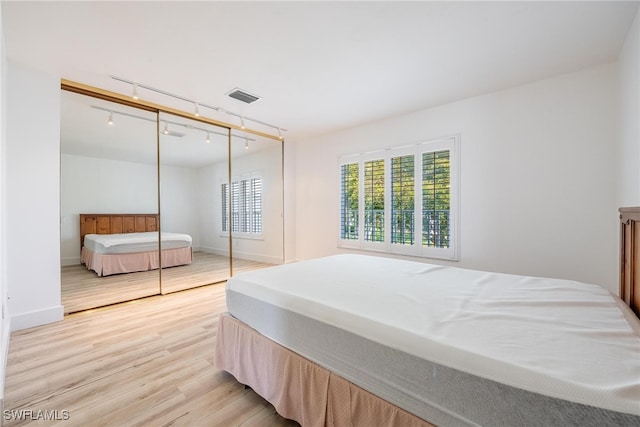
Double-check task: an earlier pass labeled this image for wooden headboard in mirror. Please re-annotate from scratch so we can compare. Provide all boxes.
[79,213,159,250]
[620,207,640,318]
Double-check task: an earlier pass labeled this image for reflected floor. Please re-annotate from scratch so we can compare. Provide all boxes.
[61,252,273,314]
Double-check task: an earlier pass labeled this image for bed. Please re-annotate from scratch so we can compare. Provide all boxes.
[215,210,640,426]
[79,214,193,277]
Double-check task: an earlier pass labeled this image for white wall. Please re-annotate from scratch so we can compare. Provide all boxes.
[6,62,63,330]
[160,164,200,247]
[197,159,228,256]
[294,64,620,292]
[618,10,640,207]
[60,154,158,265]
[230,144,284,264]
[0,4,9,406]
[198,144,284,264]
[61,153,215,264]
[284,140,296,262]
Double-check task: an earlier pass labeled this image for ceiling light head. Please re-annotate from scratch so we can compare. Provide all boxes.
[107,112,114,126]
[245,140,249,150]
[162,122,169,135]
[205,132,210,144]
[132,83,139,100]
[194,102,200,117]
[240,116,246,130]
[277,127,283,140]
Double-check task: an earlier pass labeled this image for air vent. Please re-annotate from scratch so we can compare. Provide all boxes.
[226,88,261,104]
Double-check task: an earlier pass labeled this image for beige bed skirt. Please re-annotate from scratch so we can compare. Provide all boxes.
[81,246,193,277]
[215,313,434,427]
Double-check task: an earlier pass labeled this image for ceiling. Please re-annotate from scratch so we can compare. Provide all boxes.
[3,1,639,140]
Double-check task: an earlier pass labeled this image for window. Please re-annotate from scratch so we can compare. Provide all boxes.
[340,163,359,240]
[364,158,385,242]
[222,175,263,236]
[338,136,458,260]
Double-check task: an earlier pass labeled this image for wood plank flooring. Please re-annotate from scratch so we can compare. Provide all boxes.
[4,283,299,426]
[62,253,272,314]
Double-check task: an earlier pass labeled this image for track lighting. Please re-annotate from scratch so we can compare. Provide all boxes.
[110,76,287,140]
[245,140,249,150]
[162,122,169,135]
[107,112,114,126]
[206,132,210,144]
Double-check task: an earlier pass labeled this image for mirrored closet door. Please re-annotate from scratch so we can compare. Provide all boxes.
[229,129,284,275]
[158,112,231,293]
[60,90,160,313]
[60,82,285,314]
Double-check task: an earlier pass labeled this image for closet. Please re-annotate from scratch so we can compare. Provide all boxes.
[60,82,284,313]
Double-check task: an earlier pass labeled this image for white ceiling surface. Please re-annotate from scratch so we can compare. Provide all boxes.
[2,1,639,140]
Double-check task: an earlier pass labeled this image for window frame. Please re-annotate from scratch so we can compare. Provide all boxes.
[337,135,460,261]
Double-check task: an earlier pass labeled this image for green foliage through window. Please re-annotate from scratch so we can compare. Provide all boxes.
[340,163,359,240]
[364,159,385,242]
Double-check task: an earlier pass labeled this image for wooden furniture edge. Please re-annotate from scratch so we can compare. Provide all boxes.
[619,207,640,318]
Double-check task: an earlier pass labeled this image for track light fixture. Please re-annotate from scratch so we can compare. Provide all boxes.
[107,112,114,126]
[205,132,211,144]
[110,76,287,139]
[240,115,246,130]
[162,122,169,135]
[245,140,249,150]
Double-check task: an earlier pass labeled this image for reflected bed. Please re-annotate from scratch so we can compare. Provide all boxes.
[216,254,640,426]
[79,214,193,277]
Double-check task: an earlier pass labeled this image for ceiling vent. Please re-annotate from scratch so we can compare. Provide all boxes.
[226,87,261,104]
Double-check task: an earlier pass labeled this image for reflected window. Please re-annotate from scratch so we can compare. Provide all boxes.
[222,174,263,235]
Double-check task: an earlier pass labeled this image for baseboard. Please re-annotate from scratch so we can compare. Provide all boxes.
[198,246,282,264]
[10,305,63,332]
[197,246,228,256]
[232,251,283,265]
[60,257,80,267]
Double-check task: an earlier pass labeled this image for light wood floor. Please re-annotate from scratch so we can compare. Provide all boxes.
[4,283,299,426]
[62,253,272,314]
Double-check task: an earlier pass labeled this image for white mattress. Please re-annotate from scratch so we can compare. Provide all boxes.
[226,254,640,417]
[83,231,192,254]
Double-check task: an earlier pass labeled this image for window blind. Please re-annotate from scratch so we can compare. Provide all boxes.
[340,163,359,240]
[364,159,385,242]
[422,150,450,248]
[223,175,263,235]
[391,154,415,245]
